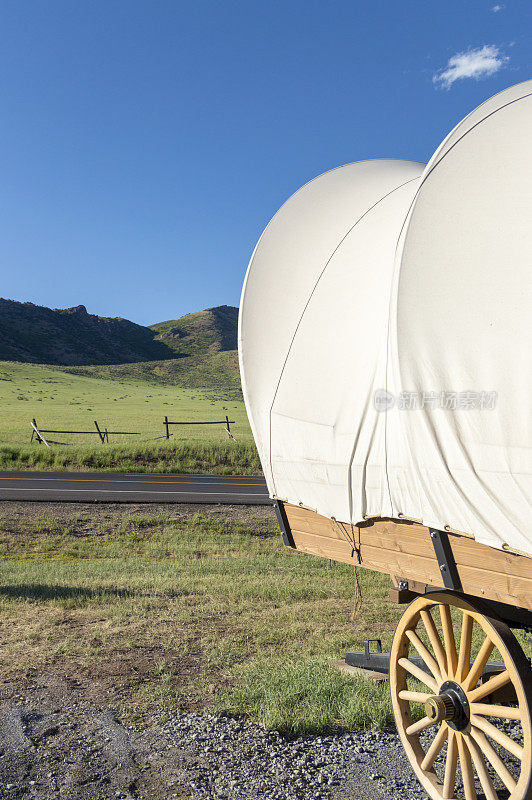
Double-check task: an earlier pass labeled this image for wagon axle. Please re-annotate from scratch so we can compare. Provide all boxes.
[424,681,470,731]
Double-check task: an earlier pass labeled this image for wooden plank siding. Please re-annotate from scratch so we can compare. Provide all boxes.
[283,504,532,610]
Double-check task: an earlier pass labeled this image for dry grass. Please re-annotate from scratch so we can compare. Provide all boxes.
[0,504,400,731]
[3,504,524,733]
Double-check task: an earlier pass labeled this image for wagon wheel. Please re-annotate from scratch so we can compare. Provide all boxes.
[389,592,532,800]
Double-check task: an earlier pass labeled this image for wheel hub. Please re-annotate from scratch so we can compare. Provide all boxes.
[424,680,470,731]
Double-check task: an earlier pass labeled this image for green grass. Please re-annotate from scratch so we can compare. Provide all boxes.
[216,657,394,733]
[0,440,261,474]
[1,506,528,733]
[0,360,258,473]
[59,350,241,390]
[0,506,401,732]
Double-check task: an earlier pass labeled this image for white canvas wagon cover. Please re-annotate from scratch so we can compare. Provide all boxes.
[239,81,532,558]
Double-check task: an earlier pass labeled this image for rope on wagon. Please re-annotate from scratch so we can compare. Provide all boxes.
[351,565,362,621]
[331,517,363,621]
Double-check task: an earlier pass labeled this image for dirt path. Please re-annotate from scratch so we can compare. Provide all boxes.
[0,676,430,800]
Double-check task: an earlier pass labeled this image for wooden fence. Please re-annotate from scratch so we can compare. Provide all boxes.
[162,415,235,441]
[29,416,237,446]
[30,418,142,447]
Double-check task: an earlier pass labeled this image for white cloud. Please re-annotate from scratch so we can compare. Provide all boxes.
[492,4,505,11]
[433,45,509,89]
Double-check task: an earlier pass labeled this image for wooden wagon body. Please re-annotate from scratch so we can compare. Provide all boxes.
[239,81,532,799]
[278,503,532,622]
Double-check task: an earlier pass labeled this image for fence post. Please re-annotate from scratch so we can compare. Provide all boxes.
[30,418,50,447]
[224,415,236,441]
[94,420,105,443]
[31,418,40,444]
[164,416,170,440]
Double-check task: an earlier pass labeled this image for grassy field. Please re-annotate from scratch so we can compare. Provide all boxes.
[0,504,528,735]
[60,349,242,390]
[0,504,398,733]
[0,360,259,473]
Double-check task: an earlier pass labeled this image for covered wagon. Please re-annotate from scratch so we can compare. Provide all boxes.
[239,81,532,800]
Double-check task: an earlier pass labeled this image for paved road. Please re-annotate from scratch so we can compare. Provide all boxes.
[0,471,270,504]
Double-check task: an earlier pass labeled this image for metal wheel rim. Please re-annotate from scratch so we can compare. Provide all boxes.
[389,591,532,800]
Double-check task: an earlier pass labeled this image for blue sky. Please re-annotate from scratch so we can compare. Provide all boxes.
[0,0,530,325]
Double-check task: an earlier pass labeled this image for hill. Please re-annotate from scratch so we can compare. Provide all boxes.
[61,350,242,392]
[0,299,174,365]
[150,305,238,357]
[0,299,239,367]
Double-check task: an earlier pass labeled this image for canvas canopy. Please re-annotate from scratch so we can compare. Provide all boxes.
[239,80,532,558]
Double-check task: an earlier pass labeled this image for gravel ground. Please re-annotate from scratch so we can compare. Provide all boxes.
[0,676,431,800]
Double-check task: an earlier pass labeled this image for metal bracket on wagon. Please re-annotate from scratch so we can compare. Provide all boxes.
[429,528,463,592]
[273,500,295,548]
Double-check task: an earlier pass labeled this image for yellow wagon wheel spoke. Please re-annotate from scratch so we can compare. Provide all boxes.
[399,689,432,703]
[456,612,473,683]
[465,734,499,800]
[406,628,444,684]
[471,714,524,760]
[421,724,448,771]
[439,603,458,678]
[463,634,495,692]
[469,726,518,793]
[389,592,532,800]
[406,716,438,736]
[398,656,438,692]
[420,608,448,679]
[469,702,522,720]
[443,729,458,799]
[468,670,511,703]
[457,732,477,800]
